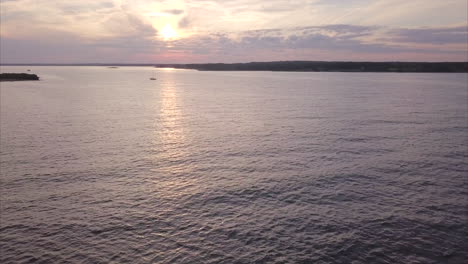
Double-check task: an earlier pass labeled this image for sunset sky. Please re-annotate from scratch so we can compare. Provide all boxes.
[0,0,467,63]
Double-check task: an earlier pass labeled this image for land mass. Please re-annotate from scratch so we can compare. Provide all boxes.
[0,73,40,81]
[2,61,467,72]
[154,61,468,73]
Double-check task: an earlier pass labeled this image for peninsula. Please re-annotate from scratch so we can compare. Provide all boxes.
[154,61,468,73]
[0,73,40,81]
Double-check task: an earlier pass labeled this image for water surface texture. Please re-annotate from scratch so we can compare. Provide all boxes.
[1,67,467,263]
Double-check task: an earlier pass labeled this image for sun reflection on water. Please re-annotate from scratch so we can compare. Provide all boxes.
[157,74,187,165]
[149,71,201,199]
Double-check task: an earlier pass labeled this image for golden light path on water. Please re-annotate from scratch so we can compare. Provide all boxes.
[151,69,198,201]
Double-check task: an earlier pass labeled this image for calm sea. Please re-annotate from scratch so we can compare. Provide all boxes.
[1,66,467,263]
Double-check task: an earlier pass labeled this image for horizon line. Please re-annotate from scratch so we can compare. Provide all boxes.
[1,60,468,66]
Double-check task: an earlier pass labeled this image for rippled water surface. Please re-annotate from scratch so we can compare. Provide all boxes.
[1,66,467,263]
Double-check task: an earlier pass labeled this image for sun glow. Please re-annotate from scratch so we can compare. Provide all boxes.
[160,24,178,40]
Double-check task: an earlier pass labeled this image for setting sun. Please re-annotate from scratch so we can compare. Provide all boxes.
[160,24,178,40]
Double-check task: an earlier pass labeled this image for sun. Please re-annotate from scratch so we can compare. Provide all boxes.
[160,24,178,40]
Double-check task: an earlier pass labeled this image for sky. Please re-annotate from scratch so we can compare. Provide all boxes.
[0,0,467,63]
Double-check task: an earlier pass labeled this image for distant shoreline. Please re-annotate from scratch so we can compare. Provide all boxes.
[0,73,40,82]
[1,61,467,73]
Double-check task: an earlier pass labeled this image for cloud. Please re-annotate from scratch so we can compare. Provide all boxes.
[178,15,191,28]
[2,22,467,64]
[387,26,468,44]
[1,0,467,63]
[0,0,158,39]
[333,0,468,27]
[162,24,466,62]
[57,1,114,15]
[102,12,157,37]
[162,9,184,15]
[318,24,374,34]
[0,29,162,63]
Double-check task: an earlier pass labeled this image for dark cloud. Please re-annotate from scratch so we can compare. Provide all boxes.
[228,0,308,14]
[103,13,158,37]
[315,0,368,5]
[256,2,304,13]
[0,31,163,63]
[319,24,375,34]
[125,14,157,36]
[163,9,184,15]
[284,33,402,54]
[178,16,191,28]
[0,10,30,22]
[169,24,465,59]
[387,26,468,44]
[58,1,114,15]
[0,33,103,63]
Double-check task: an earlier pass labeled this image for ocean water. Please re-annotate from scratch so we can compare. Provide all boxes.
[0,66,467,264]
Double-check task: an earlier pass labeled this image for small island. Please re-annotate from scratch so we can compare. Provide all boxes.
[0,73,40,81]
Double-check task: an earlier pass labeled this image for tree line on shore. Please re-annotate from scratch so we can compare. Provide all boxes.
[154,61,468,72]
